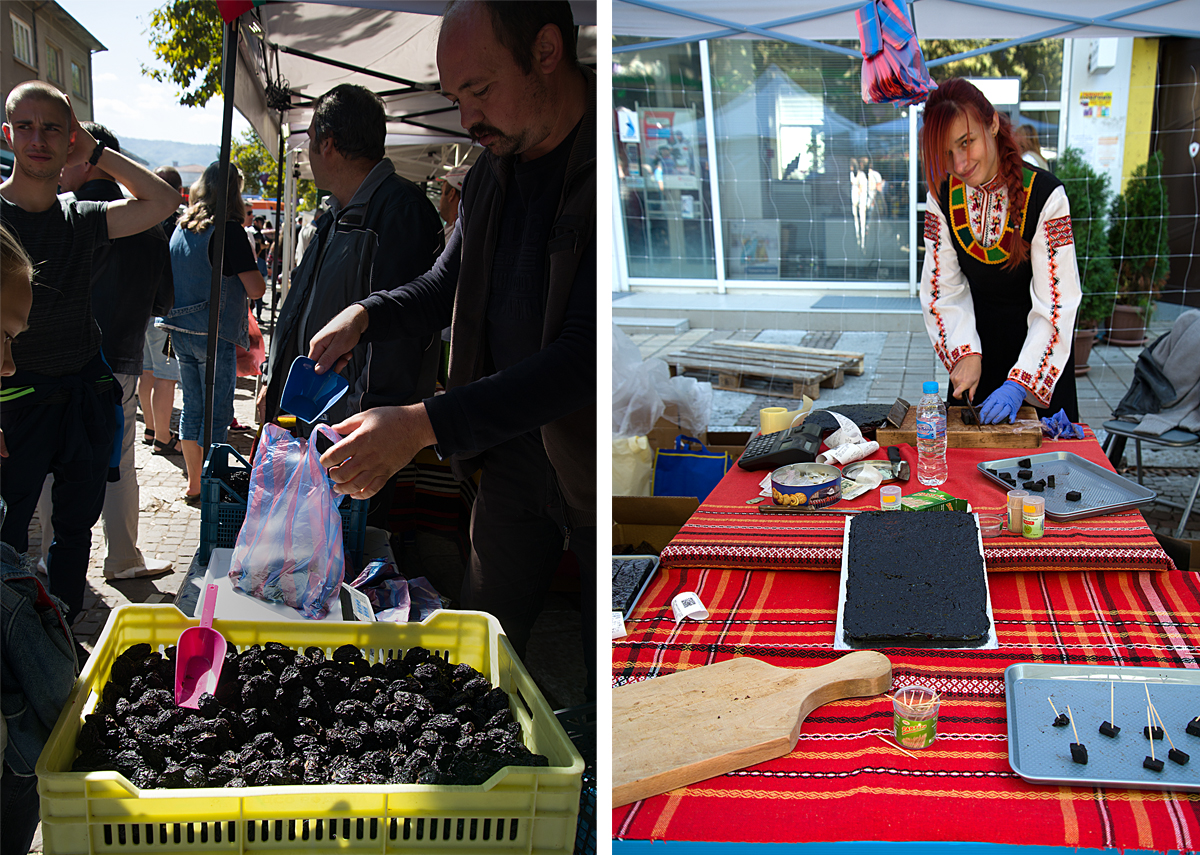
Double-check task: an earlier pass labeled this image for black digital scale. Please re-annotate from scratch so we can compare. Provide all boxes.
[736,422,823,472]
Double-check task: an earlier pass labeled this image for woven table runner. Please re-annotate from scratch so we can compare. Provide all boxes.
[613,564,1200,849]
[660,429,1174,575]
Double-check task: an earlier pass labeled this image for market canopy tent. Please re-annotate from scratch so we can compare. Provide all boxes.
[613,0,1200,56]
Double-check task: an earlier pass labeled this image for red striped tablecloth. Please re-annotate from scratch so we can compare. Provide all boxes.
[613,564,1200,850]
[662,429,1174,575]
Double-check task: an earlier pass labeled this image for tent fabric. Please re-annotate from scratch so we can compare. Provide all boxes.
[613,0,1200,43]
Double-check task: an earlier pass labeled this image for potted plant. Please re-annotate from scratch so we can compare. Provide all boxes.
[1107,151,1171,346]
[1055,148,1115,374]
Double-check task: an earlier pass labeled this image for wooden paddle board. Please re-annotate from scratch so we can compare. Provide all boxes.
[875,406,1041,448]
[612,651,892,807]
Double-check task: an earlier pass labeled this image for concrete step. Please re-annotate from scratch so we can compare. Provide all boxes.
[613,316,690,334]
[612,292,928,333]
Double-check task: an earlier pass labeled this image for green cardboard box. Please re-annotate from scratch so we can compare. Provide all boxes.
[901,489,970,512]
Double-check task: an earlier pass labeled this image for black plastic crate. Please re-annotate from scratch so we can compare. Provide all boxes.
[555,703,596,855]
[199,443,367,568]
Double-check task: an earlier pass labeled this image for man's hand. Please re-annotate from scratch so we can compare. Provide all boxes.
[949,353,982,403]
[308,304,369,375]
[63,97,96,168]
[255,385,267,425]
[0,428,8,460]
[322,404,437,499]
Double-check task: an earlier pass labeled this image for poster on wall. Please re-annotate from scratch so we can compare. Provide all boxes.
[727,220,781,278]
[638,107,700,190]
[1079,91,1112,118]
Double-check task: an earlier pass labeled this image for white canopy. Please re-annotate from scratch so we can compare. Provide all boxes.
[235,1,597,183]
[613,0,1200,48]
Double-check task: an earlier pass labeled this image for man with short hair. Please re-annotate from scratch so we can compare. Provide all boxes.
[54,122,175,580]
[258,83,444,430]
[0,81,179,620]
[308,2,595,684]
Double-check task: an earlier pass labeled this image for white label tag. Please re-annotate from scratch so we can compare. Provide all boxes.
[344,585,376,622]
[611,611,628,639]
[671,591,709,623]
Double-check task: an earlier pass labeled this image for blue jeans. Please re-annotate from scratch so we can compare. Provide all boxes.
[172,332,234,445]
[1,764,40,855]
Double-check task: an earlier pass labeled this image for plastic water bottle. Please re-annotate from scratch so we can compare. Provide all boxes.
[915,380,948,486]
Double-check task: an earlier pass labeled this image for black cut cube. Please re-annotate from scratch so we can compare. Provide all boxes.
[1188,718,1200,737]
[1099,721,1120,738]
[1018,458,1032,468]
[1144,757,1165,772]
[1046,475,1055,488]
[1070,743,1088,764]
[1066,491,1082,502]
[1053,714,1070,727]
[1169,748,1190,765]
[1145,726,1165,740]
[1018,469,1033,479]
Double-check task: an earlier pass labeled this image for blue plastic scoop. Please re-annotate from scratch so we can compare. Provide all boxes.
[279,356,349,423]
[175,584,227,708]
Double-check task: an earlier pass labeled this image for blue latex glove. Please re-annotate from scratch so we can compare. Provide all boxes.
[979,380,1026,424]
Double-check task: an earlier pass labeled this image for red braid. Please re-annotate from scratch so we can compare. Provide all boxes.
[922,78,1030,270]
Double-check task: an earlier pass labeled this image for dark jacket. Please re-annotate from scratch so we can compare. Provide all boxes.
[71,180,173,376]
[2,538,78,776]
[262,161,444,424]
[358,67,596,518]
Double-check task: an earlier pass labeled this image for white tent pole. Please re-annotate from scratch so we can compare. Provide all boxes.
[909,106,919,296]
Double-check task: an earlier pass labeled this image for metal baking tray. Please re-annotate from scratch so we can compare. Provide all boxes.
[834,514,997,651]
[612,555,660,620]
[1006,663,1200,792]
[978,451,1155,521]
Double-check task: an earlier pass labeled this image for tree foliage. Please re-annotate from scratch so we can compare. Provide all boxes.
[923,40,1063,101]
[1055,148,1115,326]
[1109,151,1171,310]
[143,0,225,108]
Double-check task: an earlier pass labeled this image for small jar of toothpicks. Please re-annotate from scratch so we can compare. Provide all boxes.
[892,685,941,749]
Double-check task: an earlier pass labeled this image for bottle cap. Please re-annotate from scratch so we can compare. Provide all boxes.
[922,381,939,394]
[1007,489,1028,506]
[1023,496,1045,514]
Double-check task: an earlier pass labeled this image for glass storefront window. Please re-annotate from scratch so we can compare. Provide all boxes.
[708,41,911,282]
[614,40,716,280]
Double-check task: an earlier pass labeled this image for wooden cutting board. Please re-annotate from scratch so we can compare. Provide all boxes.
[875,405,1041,448]
[612,651,892,807]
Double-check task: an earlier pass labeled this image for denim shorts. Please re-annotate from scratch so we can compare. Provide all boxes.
[171,331,234,445]
[142,321,181,382]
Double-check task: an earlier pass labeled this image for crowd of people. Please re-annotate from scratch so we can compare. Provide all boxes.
[1,2,596,851]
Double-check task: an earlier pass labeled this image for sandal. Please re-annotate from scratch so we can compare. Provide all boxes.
[180,491,201,507]
[143,428,155,446]
[153,433,182,456]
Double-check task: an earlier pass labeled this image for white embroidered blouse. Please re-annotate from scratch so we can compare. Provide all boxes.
[919,178,1082,407]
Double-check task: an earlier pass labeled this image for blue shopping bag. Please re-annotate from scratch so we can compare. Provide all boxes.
[652,435,730,501]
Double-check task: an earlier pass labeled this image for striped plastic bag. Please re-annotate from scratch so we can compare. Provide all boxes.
[228,423,345,619]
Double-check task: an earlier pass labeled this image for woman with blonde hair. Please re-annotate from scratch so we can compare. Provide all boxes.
[158,163,265,503]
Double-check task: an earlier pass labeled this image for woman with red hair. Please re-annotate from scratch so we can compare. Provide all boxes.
[918,78,1080,423]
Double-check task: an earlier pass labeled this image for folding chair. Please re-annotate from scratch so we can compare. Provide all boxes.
[1103,420,1200,538]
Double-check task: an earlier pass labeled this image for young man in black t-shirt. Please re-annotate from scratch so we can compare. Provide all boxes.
[0,81,179,621]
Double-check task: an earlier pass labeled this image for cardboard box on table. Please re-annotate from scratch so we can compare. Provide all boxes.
[613,496,699,554]
[646,404,707,450]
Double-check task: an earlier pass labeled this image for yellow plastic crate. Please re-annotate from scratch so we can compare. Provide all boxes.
[37,606,584,854]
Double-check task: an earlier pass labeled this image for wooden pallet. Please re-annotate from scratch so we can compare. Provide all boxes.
[665,340,867,400]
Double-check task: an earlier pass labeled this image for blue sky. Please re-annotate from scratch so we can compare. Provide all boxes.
[61,0,251,144]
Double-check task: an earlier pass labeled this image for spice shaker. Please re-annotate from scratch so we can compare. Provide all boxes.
[1007,489,1028,534]
[1022,495,1045,540]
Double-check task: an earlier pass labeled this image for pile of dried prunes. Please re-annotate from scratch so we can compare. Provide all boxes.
[71,641,548,789]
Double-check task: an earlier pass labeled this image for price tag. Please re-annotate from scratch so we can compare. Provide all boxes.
[343,585,376,622]
[612,611,627,639]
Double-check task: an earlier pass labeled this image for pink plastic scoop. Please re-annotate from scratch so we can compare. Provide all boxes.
[175,584,227,708]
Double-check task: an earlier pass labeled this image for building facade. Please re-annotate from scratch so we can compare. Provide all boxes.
[2,1,104,124]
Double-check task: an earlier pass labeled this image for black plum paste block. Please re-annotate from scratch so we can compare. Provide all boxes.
[1070,743,1088,764]
[1169,748,1190,765]
[842,512,991,646]
[1023,481,1037,490]
[1188,718,1200,737]
[1144,757,1165,772]
[1099,721,1120,737]
[1066,491,1082,502]
[1053,714,1070,727]
[1028,483,1044,492]
[1145,726,1165,739]
[1018,458,1032,468]
[1018,469,1033,479]
[1047,475,1055,488]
